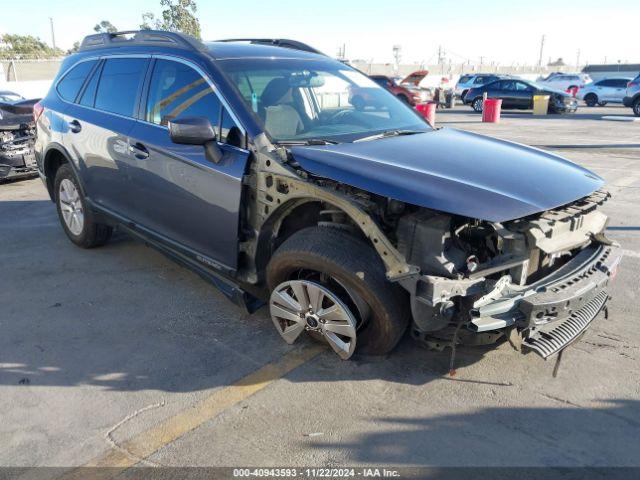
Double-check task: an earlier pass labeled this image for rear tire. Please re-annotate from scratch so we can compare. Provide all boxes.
[584,93,598,107]
[54,164,112,248]
[267,227,409,356]
[598,101,607,106]
[633,98,640,117]
[472,97,483,112]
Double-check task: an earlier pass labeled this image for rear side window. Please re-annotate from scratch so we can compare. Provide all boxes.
[78,62,102,107]
[95,58,148,117]
[57,60,98,102]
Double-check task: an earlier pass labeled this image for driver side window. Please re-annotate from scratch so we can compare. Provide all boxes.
[145,59,241,146]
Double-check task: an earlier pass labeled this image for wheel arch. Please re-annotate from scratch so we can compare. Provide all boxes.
[42,143,83,202]
[252,180,414,282]
[255,197,357,275]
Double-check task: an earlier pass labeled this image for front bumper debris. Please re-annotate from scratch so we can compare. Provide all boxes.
[523,290,609,358]
[469,243,621,357]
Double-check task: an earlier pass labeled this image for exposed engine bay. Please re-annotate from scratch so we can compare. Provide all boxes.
[0,124,37,179]
[374,187,618,358]
[0,96,38,181]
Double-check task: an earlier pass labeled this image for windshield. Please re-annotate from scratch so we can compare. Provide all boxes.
[218,58,430,143]
[458,75,473,84]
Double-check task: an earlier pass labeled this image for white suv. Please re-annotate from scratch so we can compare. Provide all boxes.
[538,73,592,91]
[578,77,633,106]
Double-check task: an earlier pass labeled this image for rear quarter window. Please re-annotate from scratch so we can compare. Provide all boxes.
[56,60,98,102]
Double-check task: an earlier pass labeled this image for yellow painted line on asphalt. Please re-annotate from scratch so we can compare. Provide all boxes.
[59,344,326,480]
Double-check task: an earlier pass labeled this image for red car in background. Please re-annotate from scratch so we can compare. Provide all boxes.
[369,74,429,106]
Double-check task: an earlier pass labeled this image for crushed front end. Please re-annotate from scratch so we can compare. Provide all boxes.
[0,123,37,180]
[396,189,621,358]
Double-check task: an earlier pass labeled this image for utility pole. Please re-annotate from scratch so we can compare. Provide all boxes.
[537,34,545,67]
[576,49,581,68]
[49,17,56,51]
[392,45,401,73]
[437,45,443,65]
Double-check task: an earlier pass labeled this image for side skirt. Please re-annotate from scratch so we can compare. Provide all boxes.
[90,201,266,314]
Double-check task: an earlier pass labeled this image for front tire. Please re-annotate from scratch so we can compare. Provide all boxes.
[54,164,112,248]
[267,227,409,357]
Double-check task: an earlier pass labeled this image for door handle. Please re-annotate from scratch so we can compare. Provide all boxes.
[129,142,149,159]
[69,119,82,133]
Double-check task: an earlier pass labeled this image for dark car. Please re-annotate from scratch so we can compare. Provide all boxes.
[35,31,620,361]
[464,78,578,113]
[0,91,39,181]
[368,75,427,106]
[622,73,640,116]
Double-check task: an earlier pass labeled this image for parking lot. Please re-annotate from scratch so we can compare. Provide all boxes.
[2,104,639,470]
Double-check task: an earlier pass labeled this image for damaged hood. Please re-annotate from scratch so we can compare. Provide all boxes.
[289,128,604,222]
[0,98,39,128]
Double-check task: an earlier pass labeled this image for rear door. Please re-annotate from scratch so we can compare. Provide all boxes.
[63,56,149,218]
[126,57,250,271]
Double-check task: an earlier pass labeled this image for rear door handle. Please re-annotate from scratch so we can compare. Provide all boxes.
[69,119,82,133]
[129,142,149,159]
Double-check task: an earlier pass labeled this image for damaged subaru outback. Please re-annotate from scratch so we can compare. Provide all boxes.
[35,31,621,360]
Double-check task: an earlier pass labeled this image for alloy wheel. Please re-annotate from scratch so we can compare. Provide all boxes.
[59,178,84,236]
[270,280,357,359]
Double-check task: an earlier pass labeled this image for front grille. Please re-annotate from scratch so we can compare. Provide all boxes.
[523,290,609,358]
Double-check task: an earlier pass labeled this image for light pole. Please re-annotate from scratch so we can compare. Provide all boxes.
[49,17,56,51]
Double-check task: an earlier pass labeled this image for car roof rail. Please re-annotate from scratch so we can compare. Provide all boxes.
[79,30,207,53]
[215,38,326,56]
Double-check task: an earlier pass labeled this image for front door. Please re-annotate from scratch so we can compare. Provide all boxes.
[126,58,250,271]
[495,80,517,108]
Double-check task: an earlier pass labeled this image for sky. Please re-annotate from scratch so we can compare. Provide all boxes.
[0,0,638,66]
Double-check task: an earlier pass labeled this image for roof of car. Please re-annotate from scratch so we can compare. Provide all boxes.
[78,31,329,62]
[205,41,328,61]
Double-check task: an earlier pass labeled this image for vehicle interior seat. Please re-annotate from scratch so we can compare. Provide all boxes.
[259,77,304,138]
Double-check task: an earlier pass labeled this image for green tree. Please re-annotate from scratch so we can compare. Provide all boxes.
[67,41,81,55]
[0,33,63,58]
[94,20,118,33]
[140,12,162,30]
[140,0,201,39]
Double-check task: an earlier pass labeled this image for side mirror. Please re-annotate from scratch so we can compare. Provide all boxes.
[168,116,223,164]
